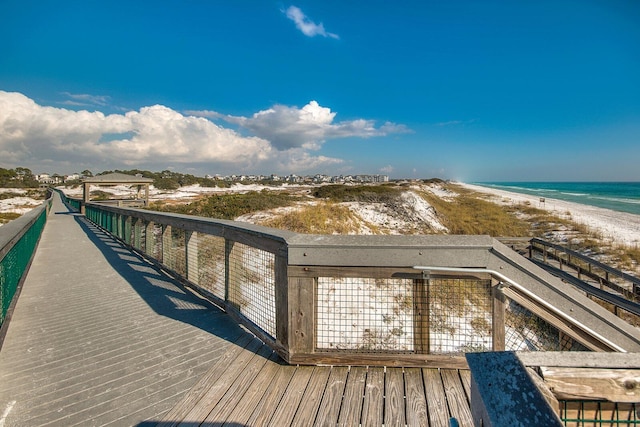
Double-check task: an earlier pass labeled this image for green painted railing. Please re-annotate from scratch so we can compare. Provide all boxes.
[0,195,51,330]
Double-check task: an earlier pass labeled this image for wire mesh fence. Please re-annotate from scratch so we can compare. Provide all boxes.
[428,278,493,354]
[131,218,146,252]
[145,222,163,262]
[315,277,493,354]
[316,277,416,352]
[192,233,226,301]
[227,242,276,338]
[505,299,589,351]
[163,226,186,277]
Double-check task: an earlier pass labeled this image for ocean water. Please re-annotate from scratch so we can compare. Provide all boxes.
[475,182,640,216]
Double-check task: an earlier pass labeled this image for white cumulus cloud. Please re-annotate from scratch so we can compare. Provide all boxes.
[193,100,411,151]
[0,91,408,175]
[0,91,358,174]
[0,91,273,172]
[284,6,339,39]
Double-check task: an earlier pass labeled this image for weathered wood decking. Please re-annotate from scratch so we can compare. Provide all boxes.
[157,333,472,426]
[0,193,472,426]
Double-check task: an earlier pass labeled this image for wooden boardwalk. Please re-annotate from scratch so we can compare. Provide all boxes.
[0,193,472,426]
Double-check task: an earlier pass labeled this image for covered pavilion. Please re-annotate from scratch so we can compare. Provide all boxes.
[82,172,154,206]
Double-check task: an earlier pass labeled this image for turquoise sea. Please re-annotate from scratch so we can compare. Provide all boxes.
[475,182,640,216]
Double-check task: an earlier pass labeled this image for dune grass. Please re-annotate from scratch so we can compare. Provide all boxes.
[0,212,21,225]
[262,202,363,234]
[419,186,531,236]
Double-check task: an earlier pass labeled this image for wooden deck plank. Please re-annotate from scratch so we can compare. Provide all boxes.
[361,367,384,426]
[221,351,283,426]
[337,366,367,427]
[267,366,314,426]
[7,332,227,424]
[423,368,450,427]
[201,343,275,424]
[176,337,265,424]
[314,366,350,426]
[459,368,472,400]
[441,368,473,427]
[290,366,332,427]
[384,368,406,427]
[243,363,298,426]
[405,367,428,427]
[157,332,253,426]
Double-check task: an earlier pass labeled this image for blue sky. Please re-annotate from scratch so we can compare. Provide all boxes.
[1,1,639,181]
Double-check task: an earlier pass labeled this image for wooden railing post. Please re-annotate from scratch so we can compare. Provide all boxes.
[492,281,506,351]
[413,275,429,354]
[275,254,289,354]
[287,276,315,359]
[224,239,234,303]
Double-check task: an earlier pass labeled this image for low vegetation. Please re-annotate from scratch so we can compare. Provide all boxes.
[262,203,363,234]
[419,185,531,236]
[0,212,21,225]
[313,184,401,203]
[149,190,298,220]
[146,180,640,272]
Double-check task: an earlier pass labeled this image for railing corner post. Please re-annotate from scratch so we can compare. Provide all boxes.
[274,254,290,358]
[492,281,506,351]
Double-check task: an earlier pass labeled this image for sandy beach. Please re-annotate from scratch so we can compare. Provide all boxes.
[459,183,640,247]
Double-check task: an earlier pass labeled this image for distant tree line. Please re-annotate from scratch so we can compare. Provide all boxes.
[0,167,39,188]
[97,169,284,190]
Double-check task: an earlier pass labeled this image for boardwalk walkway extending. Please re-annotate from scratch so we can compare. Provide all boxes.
[0,194,472,426]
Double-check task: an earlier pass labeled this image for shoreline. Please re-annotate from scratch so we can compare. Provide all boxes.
[459,182,640,247]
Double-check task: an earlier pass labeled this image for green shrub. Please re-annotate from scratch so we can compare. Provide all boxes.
[313,184,401,203]
[150,190,297,220]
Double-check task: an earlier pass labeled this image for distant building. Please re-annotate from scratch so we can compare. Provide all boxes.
[36,173,62,184]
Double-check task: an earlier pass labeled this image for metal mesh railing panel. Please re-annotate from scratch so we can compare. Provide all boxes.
[164,227,186,277]
[505,299,589,351]
[428,278,493,354]
[316,277,416,352]
[192,233,226,300]
[146,223,163,261]
[132,219,146,252]
[228,243,276,338]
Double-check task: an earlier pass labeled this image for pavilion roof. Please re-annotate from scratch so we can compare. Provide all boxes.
[82,173,154,184]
